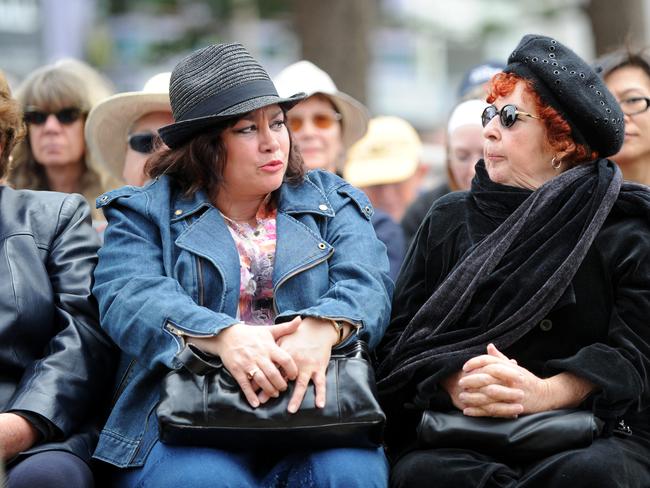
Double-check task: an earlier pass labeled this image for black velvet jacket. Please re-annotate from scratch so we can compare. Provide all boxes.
[0,186,116,463]
[380,171,650,450]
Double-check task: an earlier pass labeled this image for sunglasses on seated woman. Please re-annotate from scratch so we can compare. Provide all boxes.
[481,104,540,128]
[127,132,158,154]
[23,107,85,125]
[287,111,342,132]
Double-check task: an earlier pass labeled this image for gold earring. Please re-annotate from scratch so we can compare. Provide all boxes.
[551,156,562,170]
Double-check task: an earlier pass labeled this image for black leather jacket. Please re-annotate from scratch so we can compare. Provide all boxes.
[0,186,115,463]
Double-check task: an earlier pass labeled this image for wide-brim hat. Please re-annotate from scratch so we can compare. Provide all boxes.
[159,43,305,149]
[344,116,422,187]
[273,60,370,150]
[85,72,172,182]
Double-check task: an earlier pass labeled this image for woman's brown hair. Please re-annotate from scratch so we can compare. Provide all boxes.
[146,112,305,198]
[0,71,24,179]
[486,72,598,168]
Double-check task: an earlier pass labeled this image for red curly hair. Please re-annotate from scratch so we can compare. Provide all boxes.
[486,72,597,167]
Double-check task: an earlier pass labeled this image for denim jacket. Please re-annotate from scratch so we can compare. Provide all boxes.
[92,170,393,467]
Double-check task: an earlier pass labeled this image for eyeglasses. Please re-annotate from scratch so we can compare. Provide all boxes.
[127,132,157,154]
[287,111,342,132]
[619,96,650,116]
[481,104,540,128]
[23,107,84,125]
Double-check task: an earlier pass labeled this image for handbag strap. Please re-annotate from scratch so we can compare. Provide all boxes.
[176,345,223,376]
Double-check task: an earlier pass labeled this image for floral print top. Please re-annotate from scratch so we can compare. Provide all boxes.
[222,200,277,325]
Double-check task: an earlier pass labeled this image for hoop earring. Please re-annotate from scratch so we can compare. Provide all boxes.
[551,156,562,170]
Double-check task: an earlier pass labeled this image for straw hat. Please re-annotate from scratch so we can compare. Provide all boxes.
[273,60,370,149]
[344,116,422,187]
[159,43,305,148]
[85,72,171,182]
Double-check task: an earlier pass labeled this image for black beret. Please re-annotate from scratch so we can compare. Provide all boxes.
[504,34,624,158]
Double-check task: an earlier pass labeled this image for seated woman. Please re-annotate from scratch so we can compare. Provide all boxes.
[378,34,650,487]
[92,43,392,488]
[9,59,117,224]
[0,71,115,488]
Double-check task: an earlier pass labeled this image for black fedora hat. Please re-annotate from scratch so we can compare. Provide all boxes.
[159,43,305,148]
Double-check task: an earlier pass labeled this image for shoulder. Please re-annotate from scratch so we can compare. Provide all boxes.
[0,186,90,243]
[285,170,374,220]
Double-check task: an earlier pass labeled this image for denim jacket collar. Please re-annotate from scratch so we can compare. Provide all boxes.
[169,174,336,224]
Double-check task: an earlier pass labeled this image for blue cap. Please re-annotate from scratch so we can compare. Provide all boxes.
[457,61,506,99]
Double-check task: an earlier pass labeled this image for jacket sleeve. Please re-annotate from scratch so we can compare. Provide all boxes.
[93,191,238,370]
[546,218,650,419]
[277,184,393,350]
[7,194,116,437]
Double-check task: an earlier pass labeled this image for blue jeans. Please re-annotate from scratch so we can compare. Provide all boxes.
[112,441,388,488]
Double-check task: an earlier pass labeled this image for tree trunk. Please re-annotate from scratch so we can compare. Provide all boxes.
[292,0,376,105]
[586,0,646,55]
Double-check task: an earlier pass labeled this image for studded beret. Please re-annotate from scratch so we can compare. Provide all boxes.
[504,34,624,158]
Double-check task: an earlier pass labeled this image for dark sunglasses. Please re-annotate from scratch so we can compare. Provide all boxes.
[24,107,84,125]
[127,132,156,154]
[287,111,342,132]
[481,104,540,128]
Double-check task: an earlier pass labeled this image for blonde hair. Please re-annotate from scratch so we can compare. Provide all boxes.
[0,70,24,179]
[9,59,117,207]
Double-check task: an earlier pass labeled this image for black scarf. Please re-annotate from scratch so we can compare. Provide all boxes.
[377,159,650,407]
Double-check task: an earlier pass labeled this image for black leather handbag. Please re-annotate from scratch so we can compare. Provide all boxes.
[156,340,385,450]
[417,409,603,460]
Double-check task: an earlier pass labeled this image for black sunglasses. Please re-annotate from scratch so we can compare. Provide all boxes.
[24,107,84,125]
[481,104,540,128]
[127,132,156,154]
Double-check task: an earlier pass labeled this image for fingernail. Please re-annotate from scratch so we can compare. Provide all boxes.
[288,405,296,413]
[316,400,324,408]
[273,391,279,398]
[252,400,260,408]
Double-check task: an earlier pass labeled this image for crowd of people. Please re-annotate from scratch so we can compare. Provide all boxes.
[0,32,649,488]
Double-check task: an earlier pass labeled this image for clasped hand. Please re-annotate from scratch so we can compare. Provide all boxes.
[442,343,551,418]
[190,316,339,414]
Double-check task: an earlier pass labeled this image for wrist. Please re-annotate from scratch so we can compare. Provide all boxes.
[328,320,346,346]
[543,373,595,410]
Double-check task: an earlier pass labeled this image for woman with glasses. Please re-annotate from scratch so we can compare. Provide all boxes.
[377,34,650,488]
[597,48,650,186]
[9,59,117,223]
[273,60,369,174]
[85,73,173,188]
[0,70,115,488]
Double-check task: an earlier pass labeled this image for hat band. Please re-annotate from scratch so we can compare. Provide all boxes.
[177,79,280,121]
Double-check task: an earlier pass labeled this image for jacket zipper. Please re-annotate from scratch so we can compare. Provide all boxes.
[272,248,334,315]
[196,256,205,306]
[110,358,136,407]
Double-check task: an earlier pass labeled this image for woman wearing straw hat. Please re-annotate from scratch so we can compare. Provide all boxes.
[85,72,174,187]
[274,60,369,174]
[92,43,392,487]
[377,34,650,487]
